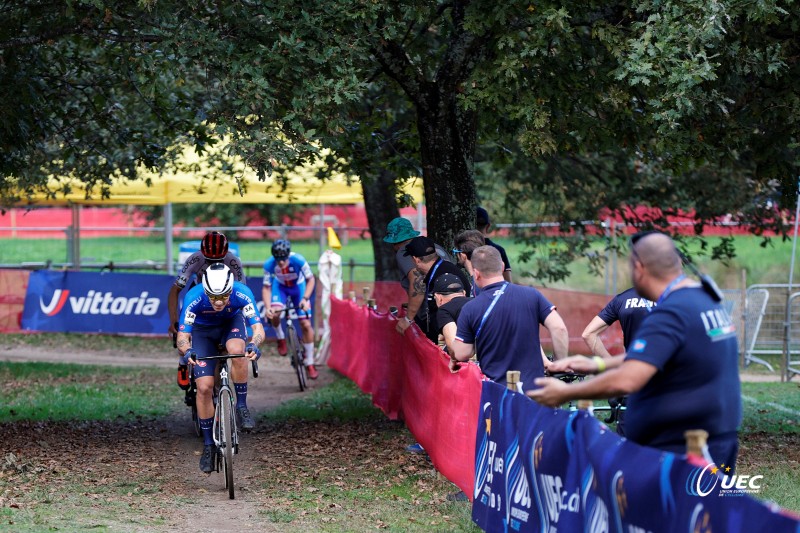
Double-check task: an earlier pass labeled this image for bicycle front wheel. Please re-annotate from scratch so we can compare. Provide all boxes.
[218,388,235,499]
[287,327,306,392]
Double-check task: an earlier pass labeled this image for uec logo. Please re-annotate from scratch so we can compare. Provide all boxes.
[686,464,763,497]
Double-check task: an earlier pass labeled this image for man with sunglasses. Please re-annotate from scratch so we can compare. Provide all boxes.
[476,207,512,282]
[176,263,265,472]
[383,217,453,338]
[528,231,741,470]
[402,236,472,343]
[452,229,485,296]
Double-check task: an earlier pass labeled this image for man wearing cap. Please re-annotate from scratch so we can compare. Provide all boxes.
[383,217,452,338]
[402,236,472,342]
[432,273,472,372]
[477,207,512,282]
[453,245,569,392]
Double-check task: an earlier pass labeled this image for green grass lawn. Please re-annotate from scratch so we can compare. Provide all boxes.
[1,233,794,290]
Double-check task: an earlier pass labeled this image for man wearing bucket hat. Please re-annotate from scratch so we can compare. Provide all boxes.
[383,217,452,338]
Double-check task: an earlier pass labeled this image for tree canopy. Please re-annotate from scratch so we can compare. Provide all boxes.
[2,0,798,279]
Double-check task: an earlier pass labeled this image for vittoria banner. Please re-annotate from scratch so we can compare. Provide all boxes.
[22,270,174,334]
[471,380,799,533]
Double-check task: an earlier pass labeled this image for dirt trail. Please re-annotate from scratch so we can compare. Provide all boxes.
[0,347,335,532]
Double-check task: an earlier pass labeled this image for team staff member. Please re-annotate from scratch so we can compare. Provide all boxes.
[581,286,655,435]
[452,246,569,392]
[262,239,319,380]
[168,231,246,337]
[529,232,742,470]
[402,236,472,343]
[452,229,485,296]
[177,264,264,473]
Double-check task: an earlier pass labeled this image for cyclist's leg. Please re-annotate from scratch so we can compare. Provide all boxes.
[225,313,255,428]
[191,332,220,447]
[270,287,288,338]
[289,282,316,367]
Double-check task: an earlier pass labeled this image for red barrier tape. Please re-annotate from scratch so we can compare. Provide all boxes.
[328,297,483,498]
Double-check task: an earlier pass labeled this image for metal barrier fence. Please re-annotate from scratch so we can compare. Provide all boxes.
[744,284,800,380]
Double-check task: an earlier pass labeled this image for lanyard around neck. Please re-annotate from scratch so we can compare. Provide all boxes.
[475,282,509,341]
[653,274,687,310]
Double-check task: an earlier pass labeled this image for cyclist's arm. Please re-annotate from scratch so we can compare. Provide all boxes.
[176,331,192,354]
[543,310,569,360]
[581,315,613,358]
[261,280,274,319]
[300,271,315,311]
[167,284,182,334]
[249,321,266,347]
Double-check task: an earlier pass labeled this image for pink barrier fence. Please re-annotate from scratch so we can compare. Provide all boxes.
[0,270,28,332]
[327,297,484,496]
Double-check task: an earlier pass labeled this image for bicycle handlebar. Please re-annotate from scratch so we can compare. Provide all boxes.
[190,353,259,378]
[546,371,584,383]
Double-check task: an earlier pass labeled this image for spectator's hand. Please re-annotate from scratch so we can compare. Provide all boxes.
[526,377,569,407]
[546,355,597,375]
[396,316,412,335]
[180,349,198,366]
[245,343,261,361]
[448,358,461,374]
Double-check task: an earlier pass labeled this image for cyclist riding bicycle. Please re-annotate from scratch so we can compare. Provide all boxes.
[177,263,265,473]
[262,239,319,380]
[168,231,246,338]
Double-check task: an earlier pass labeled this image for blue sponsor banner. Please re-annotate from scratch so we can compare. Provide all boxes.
[472,381,800,533]
[21,270,313,337]
[22,270,174,335]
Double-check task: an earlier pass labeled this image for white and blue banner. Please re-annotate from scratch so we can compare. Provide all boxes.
[472,380,800,533]
[22,270,174,334]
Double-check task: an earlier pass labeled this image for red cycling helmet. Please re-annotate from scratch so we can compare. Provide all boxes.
[201,231,229,261]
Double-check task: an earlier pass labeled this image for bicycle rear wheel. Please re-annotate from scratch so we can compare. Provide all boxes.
[218,388,235,499]
[287,327,306,392]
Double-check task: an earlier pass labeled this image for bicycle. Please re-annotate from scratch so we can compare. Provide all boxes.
[191,352,258,499]
[548,371,625,426]
[276,299,308,392]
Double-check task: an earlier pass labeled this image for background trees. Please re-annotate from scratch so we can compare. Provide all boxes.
[2,0,798,280]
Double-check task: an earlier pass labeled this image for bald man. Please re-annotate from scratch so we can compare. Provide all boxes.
[528,231,742,470]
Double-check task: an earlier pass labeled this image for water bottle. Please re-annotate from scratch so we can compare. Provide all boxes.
[177,364,191,390]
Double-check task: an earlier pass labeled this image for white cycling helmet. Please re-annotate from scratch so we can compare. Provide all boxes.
[202,263,234,297]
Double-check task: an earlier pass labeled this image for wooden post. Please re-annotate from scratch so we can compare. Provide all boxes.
[367,298,376,310]
[362,286,370,305]
[684,429,709,456]
[576,400,593,412]
[506,370,520,391]
[348,290,356,302]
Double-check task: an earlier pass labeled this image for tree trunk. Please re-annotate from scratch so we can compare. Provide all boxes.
[362,168,402,282]
[417,91,478,249]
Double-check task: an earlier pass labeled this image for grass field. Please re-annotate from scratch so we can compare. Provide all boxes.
[1,233,795,291]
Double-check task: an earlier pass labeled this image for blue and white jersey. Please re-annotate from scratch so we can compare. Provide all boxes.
[262,252,313,288]
[178,281,261,333]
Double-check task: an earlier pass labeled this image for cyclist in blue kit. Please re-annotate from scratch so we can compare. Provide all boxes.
[262,239,319,380]
[529,231,742,470]
[176,263,265,473]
